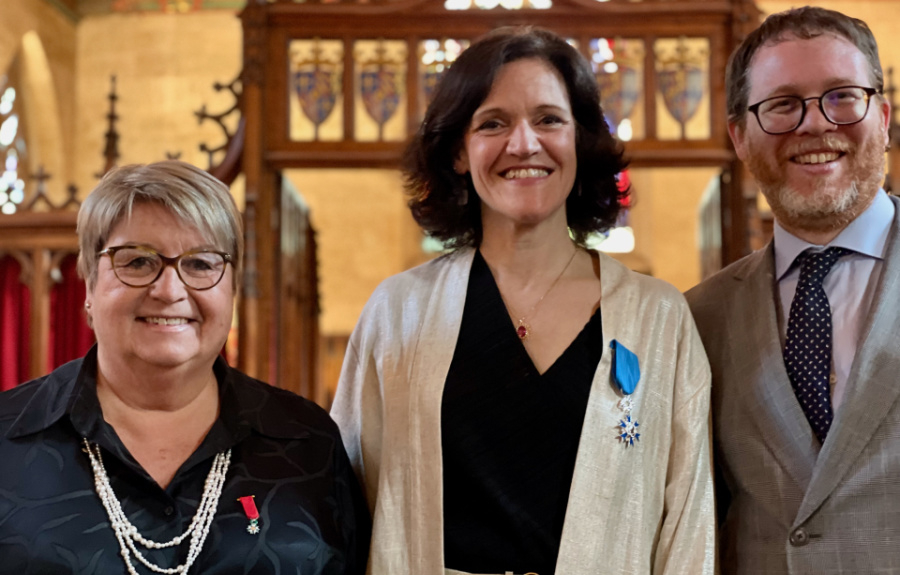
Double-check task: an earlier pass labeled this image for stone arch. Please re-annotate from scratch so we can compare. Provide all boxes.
[9,32,65,201]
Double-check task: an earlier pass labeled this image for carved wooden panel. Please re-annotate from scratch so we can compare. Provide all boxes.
[237,0,764,392]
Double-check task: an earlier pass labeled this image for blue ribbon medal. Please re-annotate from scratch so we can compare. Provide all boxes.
[610,340,641,447]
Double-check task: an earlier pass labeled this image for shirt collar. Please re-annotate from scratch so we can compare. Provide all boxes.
[774,189,895,281]
[2,353,88,440]
[5,348,308,444]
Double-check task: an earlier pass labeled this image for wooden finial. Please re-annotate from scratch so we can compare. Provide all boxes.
[96,74,120,179]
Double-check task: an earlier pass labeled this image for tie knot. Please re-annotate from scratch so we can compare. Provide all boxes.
[797,247,850,286]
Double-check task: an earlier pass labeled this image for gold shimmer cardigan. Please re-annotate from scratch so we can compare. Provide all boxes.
[331,248,715,575]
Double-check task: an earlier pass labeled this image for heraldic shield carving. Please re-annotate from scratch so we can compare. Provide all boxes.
[592,38,644,137]
[295,69,340,134]
[290,40,342,141]
[655,37,708,139]
[361,69,400,126]
[358,41,405,141]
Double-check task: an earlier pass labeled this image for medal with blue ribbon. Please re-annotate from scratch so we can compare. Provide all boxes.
[611,340,641,447]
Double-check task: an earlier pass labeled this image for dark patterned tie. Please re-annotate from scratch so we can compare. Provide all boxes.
[784,247,849,444]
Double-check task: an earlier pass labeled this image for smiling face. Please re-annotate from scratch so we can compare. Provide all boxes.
[455,58,578,232]
[86,202,234,375]
[730,33,890,236]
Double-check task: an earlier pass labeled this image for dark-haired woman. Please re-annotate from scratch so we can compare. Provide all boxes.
[332,27,715,575]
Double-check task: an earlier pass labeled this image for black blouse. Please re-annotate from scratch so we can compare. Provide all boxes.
[442,251,603,575]
[0,348,370,575]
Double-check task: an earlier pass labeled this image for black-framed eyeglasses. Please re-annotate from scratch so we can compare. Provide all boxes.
[747,85,880,135]
[98,245,233,290]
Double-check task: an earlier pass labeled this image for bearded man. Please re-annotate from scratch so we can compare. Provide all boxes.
[686,7,899,574]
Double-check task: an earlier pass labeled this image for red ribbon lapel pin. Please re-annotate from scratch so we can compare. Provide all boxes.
[238,495,261,534]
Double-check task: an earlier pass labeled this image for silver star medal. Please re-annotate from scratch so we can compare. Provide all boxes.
[617,397,640,447]
[610,340,642,447]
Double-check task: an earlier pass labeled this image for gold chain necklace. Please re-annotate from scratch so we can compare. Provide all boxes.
[504,246,578,341]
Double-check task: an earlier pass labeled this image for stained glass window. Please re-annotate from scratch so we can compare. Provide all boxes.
[354,40,407,142]
[654,37,710,141]
[591,38,645,142]
[418,38,469,117]
[289,39,344,142]
[0,72,28,216]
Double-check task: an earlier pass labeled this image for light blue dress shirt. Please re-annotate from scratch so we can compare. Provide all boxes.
[774,189,895,412]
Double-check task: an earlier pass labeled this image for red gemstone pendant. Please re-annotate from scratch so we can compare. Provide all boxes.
[516,324,529,340]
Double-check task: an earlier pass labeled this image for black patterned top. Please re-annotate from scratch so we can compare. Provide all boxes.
[0,347,370,575]
[442,251,603,575]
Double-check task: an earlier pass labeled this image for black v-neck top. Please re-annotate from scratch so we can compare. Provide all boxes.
[441,250,603,575]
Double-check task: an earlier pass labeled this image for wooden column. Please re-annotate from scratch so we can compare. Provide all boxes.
[0,211,80,381]
[239,0,268,381]
[29,248,51,378]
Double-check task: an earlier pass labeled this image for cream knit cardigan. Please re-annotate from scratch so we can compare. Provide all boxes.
[332,248,715,575]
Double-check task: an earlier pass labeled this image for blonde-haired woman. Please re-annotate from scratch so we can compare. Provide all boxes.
[0,161,369,574]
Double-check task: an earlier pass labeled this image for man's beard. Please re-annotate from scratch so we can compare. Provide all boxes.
[748,131,886,234]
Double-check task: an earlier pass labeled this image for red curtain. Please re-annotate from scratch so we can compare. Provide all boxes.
[0,255,31,391]
[49,254,94,370]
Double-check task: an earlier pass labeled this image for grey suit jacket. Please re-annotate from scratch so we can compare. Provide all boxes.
[686,195,900,575]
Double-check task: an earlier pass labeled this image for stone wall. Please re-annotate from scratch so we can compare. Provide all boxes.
[4,0,899,332]
[74,11,242,197]
[1,0,77,197]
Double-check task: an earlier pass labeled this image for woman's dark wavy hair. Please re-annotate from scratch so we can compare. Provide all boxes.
[402,26,629,248]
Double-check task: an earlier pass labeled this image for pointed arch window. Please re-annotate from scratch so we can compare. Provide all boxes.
[0,64,28,215]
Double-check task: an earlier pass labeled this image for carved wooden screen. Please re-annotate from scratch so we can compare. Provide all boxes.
[277,178,320,400]
[238,0,761,388]
[0,209,94,390]
[244,0,765,164]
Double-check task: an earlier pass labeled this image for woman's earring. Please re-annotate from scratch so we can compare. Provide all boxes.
[454,172,469,206]
[458,183,468,206]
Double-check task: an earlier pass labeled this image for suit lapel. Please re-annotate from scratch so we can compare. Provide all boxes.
[797,198,900,525]
[733,244,818,493]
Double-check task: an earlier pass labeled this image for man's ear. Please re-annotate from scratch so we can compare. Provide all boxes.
[878,96,891,149]
[728,120,749,163]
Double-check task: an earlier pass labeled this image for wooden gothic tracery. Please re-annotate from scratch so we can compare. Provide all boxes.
[237,0,763,396]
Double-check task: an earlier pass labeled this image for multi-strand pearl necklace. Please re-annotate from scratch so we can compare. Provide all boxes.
[82,439,231,575]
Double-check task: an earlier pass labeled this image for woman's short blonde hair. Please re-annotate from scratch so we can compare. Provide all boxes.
[76,161,243,291]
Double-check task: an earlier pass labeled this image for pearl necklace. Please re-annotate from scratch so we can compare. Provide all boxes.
[83,439,231,575]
